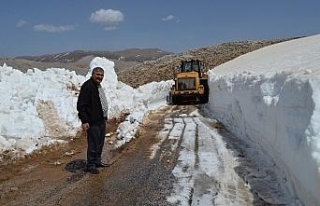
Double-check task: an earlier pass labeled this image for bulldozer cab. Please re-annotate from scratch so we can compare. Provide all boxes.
[180,59,201,75]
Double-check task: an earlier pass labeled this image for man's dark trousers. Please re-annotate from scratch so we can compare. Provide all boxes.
[86,123,106,169]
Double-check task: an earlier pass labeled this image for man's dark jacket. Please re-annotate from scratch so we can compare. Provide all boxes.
[77,78,104,125]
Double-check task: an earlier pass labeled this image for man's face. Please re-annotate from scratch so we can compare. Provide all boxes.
[92,69,104,85]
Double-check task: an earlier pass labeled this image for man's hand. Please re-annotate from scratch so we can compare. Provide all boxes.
[82,123,90,131]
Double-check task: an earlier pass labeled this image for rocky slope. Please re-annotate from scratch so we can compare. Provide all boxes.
[0,37,300,87]
[117,37,300,88]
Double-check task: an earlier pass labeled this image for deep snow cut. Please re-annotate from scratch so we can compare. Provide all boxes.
[208,34,320,206]
[0,34,320,205]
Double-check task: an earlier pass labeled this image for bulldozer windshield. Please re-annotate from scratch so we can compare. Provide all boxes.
[181,60,200,72]
[184,62,192,72]
[192,62,199,72]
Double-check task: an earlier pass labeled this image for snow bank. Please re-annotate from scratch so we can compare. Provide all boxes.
[0,57,172,160]
[207,34,320,206]
[0,65,82,157]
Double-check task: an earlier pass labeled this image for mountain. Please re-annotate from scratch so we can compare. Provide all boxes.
[0,37,301,86]
[0,48,174,75]
[15,48,174,63]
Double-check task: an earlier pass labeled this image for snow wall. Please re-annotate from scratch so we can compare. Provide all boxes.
[207,35,320,206]
[0,57,173,160]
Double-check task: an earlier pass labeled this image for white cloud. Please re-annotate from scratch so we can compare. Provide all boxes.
[33,24,75,33]
[16,20,27,27]
[162,15,175,21]
[90,9,124,30]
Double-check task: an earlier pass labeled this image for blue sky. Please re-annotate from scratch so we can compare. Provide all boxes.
[1,0,320,57]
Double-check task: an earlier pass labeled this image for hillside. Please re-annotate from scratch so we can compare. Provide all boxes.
[0,48,173,75]
[0,37,300,87]
[118,37,301,87]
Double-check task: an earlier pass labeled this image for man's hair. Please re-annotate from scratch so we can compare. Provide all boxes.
[92,67,104,74]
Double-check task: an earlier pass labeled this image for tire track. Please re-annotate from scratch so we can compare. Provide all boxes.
[164,105,284,206]
[167,116,197,205]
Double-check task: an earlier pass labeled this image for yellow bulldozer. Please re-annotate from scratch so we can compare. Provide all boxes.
[167,59,209,105]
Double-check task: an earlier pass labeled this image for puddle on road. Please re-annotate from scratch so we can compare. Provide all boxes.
[65,159,87,183]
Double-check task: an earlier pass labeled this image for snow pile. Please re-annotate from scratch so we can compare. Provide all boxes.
[0,65,82,156]
[207,34,320,206]
[0,57,172,159]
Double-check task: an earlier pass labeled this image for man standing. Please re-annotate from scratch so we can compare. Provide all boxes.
[77,67,109,174]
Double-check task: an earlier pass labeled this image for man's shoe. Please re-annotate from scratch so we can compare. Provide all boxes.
[96,162,110,168]
[85,167,99,174]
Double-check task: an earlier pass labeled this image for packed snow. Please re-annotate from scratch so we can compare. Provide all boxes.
[1,34,320,205]
[162,113,299,205]
[208,34,320,206]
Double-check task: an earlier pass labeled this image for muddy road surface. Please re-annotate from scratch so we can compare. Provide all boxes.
[0,105,299,206]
